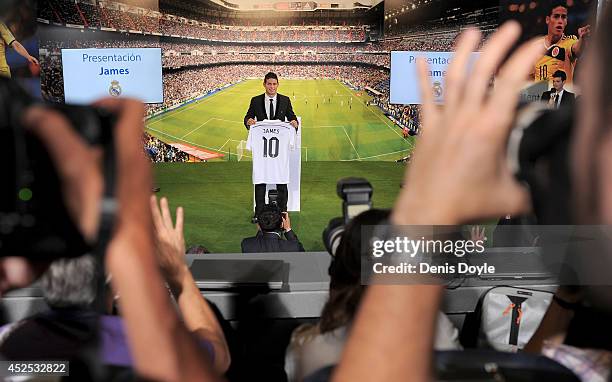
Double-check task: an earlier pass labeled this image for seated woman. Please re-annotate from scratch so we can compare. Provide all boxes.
[284,209,461,382]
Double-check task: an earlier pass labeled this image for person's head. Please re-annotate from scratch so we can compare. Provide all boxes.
[40,255,101,310]
[186,245,210,254]
[546,2,568,39]
[552,70,567,91]
[257,204,282,232]
[319,209,390,333]
[263,72,279,97]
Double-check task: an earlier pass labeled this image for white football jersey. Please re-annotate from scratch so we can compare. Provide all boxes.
[246,120,296,184]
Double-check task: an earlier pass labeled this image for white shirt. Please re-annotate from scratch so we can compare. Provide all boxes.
[264,94,278,120]
[246,120,296,184]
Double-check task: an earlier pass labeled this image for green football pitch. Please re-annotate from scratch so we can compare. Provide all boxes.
[153,162,406,253]
[146,79,415,161]
[147,79,418,252]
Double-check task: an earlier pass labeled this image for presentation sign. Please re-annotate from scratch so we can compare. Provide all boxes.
[390,51,480,105]
[61,48,163,104]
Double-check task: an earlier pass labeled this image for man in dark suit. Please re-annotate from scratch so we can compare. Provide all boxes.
[244,72,299,221]
[541,70,575,109]
[244,72,299,130]
[241,205,304,253]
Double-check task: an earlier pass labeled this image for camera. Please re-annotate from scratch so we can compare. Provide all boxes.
[267,189,279,208]
[507,102,574,224]
[322,178,373,256]
[0,77,117,260]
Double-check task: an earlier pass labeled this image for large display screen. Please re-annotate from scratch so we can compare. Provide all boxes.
[390,51,480,105]
[61,48,163,104]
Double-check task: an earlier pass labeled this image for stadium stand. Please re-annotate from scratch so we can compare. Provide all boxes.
[38,0,369,43]
[144,133,191,162]
[36,0,496,137]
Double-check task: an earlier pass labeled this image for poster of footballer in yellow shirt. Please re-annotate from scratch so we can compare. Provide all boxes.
[1,0,40,94]
[501,0,596,95]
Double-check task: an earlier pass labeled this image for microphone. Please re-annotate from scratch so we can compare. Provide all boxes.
[548,88,557,105]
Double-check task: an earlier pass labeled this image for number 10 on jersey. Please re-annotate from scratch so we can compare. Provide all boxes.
[262,137,279,158]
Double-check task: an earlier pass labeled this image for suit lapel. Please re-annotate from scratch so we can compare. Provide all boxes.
[275,96,282,119]
[260,94,266,118]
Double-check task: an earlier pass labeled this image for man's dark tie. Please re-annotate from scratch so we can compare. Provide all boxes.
[269,98,274,120]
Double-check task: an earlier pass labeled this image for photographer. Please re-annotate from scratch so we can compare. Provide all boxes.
[0,91,223,381]
[241,205,305,253]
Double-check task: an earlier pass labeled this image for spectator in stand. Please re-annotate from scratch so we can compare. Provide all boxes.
[144,133,189,163]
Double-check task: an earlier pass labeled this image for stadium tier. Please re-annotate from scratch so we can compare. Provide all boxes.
[384,0,499,38]
[38,0,370,43]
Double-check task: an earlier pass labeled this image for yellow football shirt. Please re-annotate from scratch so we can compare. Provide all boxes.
[534,35,578,87]
[0,22,16,78]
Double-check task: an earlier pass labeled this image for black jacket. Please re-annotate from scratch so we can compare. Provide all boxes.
[241,230,305,253]
[540,89,575,108]
[243,93,297,129]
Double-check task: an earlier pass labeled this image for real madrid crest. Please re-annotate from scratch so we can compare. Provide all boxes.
[109,80,122,97]
[551,46,560,58]
[432,81,443,98]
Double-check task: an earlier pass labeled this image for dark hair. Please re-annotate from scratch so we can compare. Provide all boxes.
[548,1,568,16]
[264,72,278,83]
[257,204,282,232]
[318,209,390,333]
[186,245,210,254]
[552,70,567,81]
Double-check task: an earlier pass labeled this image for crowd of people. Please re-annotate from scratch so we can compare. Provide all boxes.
[144,64,391,116]
[162,52,389,68]
[143,132,190,162]
[38,0,368,43]
[372,95,421,134]
[37,6,463,135]
[40,38,390,68]
[5,1,612,380]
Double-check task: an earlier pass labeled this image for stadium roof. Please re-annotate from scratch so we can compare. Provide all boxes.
[206,0,383,11]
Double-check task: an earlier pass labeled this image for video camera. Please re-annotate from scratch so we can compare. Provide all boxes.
[0,77,117,260]
[322,177,373,256]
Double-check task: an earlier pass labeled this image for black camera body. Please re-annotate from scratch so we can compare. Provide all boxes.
[267,189,279,209]
[507,103,574,224]
[322,178,373,256]
[0,77,116,260]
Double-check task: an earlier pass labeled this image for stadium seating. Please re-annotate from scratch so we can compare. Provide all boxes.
[39,0,367,43]
[37,0,495,134]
